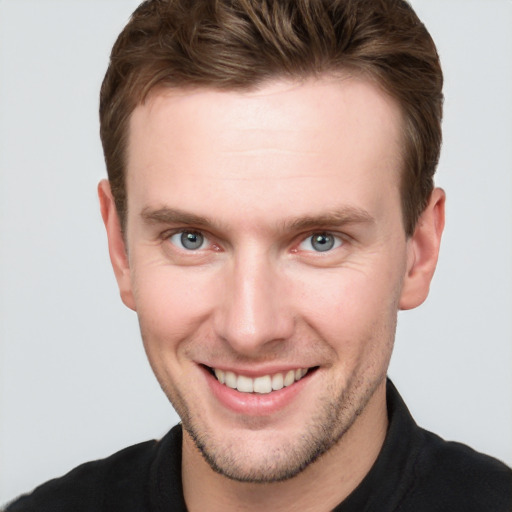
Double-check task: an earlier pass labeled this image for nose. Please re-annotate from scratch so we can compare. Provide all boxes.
[213,250,294,355]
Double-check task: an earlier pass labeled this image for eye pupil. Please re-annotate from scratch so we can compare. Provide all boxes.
[181,231,204,250]
[311,233,335,252]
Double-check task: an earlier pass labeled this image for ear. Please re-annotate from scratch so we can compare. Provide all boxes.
[98,180,136,311]
[400,187,446,310]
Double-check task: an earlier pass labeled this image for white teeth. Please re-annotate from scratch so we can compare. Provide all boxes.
[214,368,225,384]
[225,371,237,389]
[253,375,272,394]
[284,370,295,387]
[213,367,309,394]
[271,373,284,391]
[237,375,254,393]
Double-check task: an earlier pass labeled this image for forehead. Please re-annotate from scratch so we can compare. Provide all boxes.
[125,77,404,226]
[130,76,403,157]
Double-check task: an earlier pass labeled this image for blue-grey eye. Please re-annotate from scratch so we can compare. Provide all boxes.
[170,231,206,250]
[299,232,342,252]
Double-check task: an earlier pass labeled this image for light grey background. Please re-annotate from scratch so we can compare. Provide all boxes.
[1,0,511,505]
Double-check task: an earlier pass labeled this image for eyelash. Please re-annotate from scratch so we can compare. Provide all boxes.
[163,229,345,254]
[297,232,344,253]
[164,229,216,252]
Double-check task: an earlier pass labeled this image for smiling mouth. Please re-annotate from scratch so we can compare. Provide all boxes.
[206,366,317,394]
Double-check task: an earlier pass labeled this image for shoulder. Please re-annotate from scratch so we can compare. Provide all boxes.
[401,429,512,512]
[4,439,159,512]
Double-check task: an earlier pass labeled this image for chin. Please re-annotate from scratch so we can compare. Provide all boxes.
[178,372,383,483]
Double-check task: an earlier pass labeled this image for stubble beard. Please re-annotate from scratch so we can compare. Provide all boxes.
[143,302,398,484]
[172,368,387,483]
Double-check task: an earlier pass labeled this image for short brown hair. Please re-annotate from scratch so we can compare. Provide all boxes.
[100,0,443,236]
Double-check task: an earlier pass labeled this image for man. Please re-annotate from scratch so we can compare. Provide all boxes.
[5,0,511,511]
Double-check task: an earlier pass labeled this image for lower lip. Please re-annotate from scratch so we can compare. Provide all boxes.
[202,367,313,416]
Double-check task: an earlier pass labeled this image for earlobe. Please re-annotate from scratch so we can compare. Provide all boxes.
[399,188,446,310]
[98,180,136,311]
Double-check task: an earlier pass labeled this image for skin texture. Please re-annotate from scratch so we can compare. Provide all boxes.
[99,76,445,511]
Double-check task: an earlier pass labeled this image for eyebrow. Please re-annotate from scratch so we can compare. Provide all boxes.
[141,206,215,227]
[285,207,375,231]
[140,206,375,232]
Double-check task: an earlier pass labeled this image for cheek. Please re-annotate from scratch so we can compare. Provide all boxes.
[131,264,218,348]
[290,265,402,349]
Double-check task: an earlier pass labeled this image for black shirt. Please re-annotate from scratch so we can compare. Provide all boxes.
[5,381,512,511]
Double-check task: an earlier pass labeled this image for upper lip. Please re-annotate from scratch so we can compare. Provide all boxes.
[199,363,317,378]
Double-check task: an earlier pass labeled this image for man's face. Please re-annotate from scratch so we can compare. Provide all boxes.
[117,77,412,481]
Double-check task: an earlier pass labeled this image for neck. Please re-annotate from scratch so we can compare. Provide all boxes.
[182,380,388,512]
